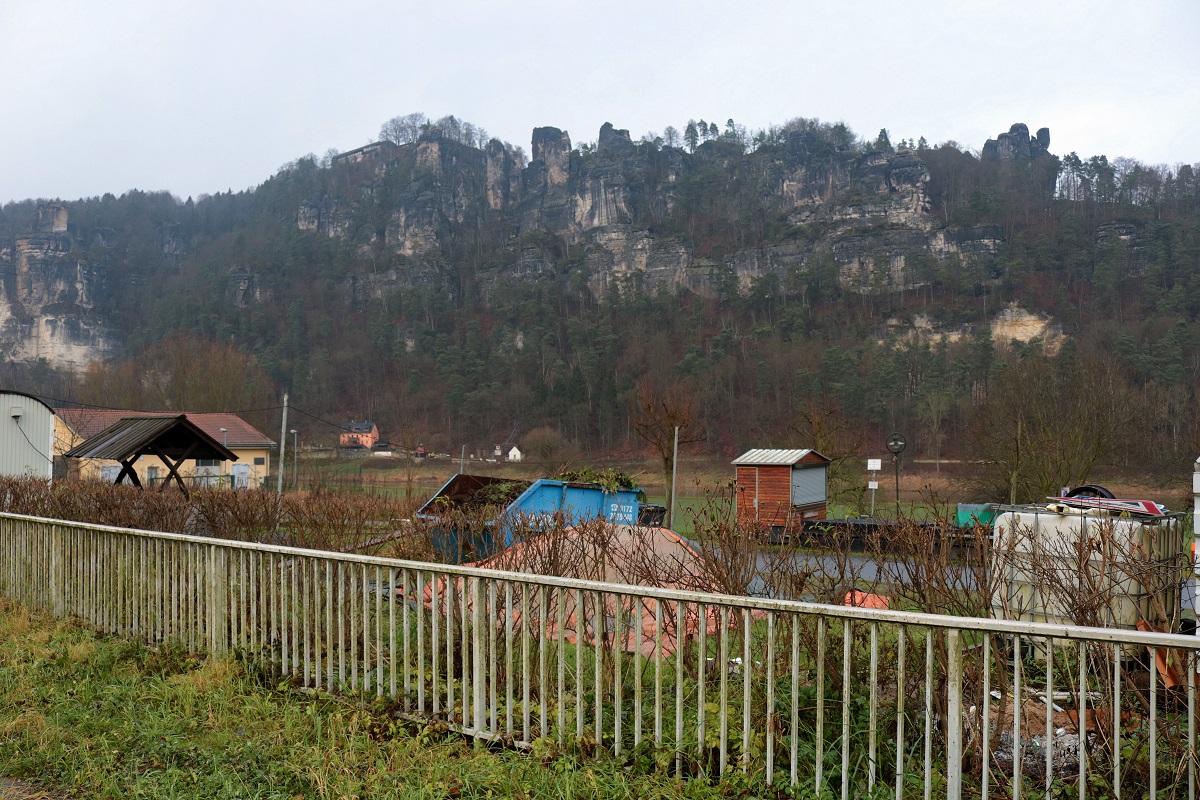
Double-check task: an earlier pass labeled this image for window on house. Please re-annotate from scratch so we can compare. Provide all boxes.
[254,457,265,466]
[196,459,220,467]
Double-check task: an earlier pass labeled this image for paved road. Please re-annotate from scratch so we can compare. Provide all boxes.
[770,550,978,584]
[723,547,983,598]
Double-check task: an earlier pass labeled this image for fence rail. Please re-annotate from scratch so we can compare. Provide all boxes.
[1,511,1198,799]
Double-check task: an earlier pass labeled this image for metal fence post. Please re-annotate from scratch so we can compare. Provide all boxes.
[946,628,963,800]
[50,524,63,617]
[472,576,486,734]
[210,545,230,655]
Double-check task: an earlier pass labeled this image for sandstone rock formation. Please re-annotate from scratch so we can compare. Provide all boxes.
[297,122,1012,303]
[886,303,1064,356]
[982,123,1052,162]
[0,205,115,371]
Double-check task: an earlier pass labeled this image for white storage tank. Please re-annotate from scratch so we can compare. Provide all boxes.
[990,505,1187,630]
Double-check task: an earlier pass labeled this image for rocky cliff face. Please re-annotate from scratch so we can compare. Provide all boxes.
[886,302,1064,355]
[0,206,115,371]
[299,121,1035,301]
[982,123,1051,162]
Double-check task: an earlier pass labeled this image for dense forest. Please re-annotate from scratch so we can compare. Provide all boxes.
[2,112,1199,500]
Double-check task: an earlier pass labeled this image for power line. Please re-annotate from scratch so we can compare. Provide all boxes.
[11,418,53,465]
[18,391,284,416]
[223,405,286,415]
[11,388,343,434]
[15,393,138,412]
[289,405,349,431]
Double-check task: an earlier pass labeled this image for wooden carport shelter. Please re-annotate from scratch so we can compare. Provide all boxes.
[63,415,238,498]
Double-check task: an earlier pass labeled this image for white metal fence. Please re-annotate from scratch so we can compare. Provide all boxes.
[1,511,1198,799]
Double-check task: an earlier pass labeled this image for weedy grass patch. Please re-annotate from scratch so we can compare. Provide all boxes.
[0,600,791,800]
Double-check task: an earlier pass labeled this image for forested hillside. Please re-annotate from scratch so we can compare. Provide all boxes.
[2,113,1199,499]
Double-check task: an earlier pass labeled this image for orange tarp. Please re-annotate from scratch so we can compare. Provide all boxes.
[843,590,890,609]
[404,524,748,656]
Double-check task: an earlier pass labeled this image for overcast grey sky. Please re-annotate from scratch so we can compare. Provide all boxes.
[2,0,1197,204]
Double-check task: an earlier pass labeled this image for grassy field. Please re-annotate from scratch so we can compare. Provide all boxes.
[306,451,1195,525]
[0,600,784,800]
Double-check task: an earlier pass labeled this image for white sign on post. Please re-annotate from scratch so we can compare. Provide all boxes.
[867,459,882,516]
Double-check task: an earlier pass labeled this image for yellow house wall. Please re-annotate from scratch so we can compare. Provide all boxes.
[53,419,272,487]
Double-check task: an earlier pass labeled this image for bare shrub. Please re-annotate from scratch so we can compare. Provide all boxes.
[689,505,772,597]
[0,476,57,517]
[75,484,194,533]
[683,483,890,605]
[882,518,995,618]
[482,515,712,593]
[0,477,193,532]
[282,487,414,553]
[191,488,280,540]
[0,477,426,556]
[519,426,578,466]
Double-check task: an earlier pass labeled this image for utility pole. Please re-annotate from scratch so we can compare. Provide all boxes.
[1193,457,1200,645]
[669,425,679,530]
[277,393,288,499]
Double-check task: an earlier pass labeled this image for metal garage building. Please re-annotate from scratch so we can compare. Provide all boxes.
[0,390,56,480]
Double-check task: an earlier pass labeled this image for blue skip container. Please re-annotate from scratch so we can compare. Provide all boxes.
[418,473,643,563]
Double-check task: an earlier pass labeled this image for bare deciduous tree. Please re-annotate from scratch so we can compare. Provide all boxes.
[789,396,863,507]
[521,426,577,466]
[918,388,952,474]
[79,333,273,420]
[970,352,1134,503]
[378,112,428,145]
[631,382,705,527]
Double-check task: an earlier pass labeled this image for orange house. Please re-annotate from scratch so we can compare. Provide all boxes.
[340,421,379,449]
[733,448,830,529]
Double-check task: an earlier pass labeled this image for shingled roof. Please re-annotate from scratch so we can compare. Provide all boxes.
[62,415,238,463]
[62,414,240,497]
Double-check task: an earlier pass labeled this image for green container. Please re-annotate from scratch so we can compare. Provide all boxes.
[956,503,997,528]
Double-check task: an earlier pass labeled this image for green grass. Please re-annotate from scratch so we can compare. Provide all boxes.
[651,495,956,538]
[0,601,787,800]
[645,496,731,537]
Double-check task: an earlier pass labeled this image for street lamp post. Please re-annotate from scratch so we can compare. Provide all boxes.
[886,432,906,518]
[219,427,228,486]
[290,429,298,489]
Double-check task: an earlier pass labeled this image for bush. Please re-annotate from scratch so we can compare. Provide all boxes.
[0,476,431,558]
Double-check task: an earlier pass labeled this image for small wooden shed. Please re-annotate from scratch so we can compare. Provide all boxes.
[733,448,830,528]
